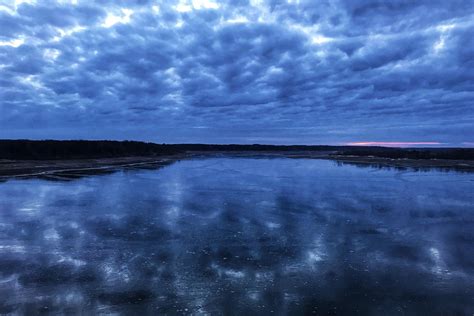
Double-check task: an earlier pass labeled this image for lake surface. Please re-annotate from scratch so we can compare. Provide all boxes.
[0,158,473,315]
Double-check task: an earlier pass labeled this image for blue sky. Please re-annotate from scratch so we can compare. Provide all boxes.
[0,0,473,146]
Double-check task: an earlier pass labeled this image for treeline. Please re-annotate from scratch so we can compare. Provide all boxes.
[165,144,339,152]
[0,140,177,160]
[0,141,343,159]
[145,143,474,160]
[337,147,474,160]
[0,140,473,160]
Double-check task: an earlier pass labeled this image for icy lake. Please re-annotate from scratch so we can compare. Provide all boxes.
[0,157,473,315]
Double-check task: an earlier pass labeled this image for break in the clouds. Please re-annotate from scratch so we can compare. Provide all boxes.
[0,0,473,145]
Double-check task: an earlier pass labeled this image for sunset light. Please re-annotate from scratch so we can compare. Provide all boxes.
[346,142,443,147]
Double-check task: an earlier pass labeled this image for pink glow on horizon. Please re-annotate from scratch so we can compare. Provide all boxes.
[345,142,442,148]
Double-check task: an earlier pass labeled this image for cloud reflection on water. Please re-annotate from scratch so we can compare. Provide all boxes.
[0,158,473,314]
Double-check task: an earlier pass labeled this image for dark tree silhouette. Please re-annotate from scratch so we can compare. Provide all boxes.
[0,140,472,160]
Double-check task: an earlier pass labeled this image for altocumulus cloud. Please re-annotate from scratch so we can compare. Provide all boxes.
[0,0,473,145]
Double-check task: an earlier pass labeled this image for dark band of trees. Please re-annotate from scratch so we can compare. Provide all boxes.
[0,140,472,160]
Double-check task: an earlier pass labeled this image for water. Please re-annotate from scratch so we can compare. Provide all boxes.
[0,158,473,315]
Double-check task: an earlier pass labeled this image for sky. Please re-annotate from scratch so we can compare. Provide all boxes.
[0,0,473,146]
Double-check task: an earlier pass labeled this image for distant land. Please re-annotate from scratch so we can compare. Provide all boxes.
[1,139,473,160]
[0,139,473,179]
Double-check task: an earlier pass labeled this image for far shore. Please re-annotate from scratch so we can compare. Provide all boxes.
[1,151,473,181]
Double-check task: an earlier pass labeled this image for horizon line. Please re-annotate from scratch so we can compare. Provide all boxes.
[1,139,473,149]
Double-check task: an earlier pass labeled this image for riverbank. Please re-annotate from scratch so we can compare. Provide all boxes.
[0,155,184,181]
[1,151,473,181]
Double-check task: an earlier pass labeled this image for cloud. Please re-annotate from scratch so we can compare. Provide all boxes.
[346,142,443,147]
[0,0,473,145]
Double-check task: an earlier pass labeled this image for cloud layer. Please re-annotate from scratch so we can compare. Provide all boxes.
[1,0,473,145]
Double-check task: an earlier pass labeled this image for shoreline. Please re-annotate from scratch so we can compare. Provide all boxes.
[1,151,473,181]
[0,155,186,181]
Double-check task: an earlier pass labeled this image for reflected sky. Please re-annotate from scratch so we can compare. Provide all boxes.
[0,158,473,315]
